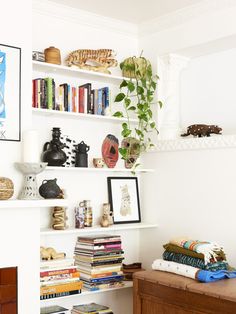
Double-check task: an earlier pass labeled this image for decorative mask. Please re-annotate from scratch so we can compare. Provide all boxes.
[121,137,140,168]
[102,134,119,168]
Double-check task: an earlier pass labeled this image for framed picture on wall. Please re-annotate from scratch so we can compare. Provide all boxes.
[107,177,141,224]
[0,43,21,141]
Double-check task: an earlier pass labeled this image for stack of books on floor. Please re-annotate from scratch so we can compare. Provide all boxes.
[74,235,124,291]
[40,305,69,314]
[40,258,82,300]
[71,302,113,314]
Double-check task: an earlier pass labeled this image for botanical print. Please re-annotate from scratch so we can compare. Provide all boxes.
[120,184,132,216]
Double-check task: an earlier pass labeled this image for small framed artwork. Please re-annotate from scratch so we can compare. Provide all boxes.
[107,177,141,224]
[0,43,21,141]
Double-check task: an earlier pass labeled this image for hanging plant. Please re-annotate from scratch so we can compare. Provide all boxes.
[113,54,163,170]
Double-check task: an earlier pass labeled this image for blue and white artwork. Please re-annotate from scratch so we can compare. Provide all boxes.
[0,51,6,119]
[0,44,21,141]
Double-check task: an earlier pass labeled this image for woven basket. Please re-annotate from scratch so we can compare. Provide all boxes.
[122,57,151,79]
[44,46,61,65]
[0,177,14,200]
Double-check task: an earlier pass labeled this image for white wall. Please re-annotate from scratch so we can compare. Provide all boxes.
[0,2,40,314]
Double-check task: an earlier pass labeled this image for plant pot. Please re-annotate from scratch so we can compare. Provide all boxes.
[122,57,151,79]
[121,137,141,169]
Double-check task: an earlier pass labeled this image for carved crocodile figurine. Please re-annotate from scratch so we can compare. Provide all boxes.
[181,124,222,137]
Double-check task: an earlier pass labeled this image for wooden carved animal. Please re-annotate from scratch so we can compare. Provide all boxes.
[181,124,222,137]
[66,49,118,74]
[40,247,66,260]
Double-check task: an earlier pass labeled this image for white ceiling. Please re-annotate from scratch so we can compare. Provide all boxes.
[50,0,204,23]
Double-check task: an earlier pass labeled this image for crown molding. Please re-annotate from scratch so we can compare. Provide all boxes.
[139,0,236,37]
[33,0,138,38]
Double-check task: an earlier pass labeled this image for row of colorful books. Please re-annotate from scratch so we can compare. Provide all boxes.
[32,78,110,115]
[74,234,124,291]
[40,303,113,314]
[40,258,82,300]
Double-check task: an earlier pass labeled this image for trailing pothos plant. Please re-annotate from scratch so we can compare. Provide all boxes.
[113,55,163,169]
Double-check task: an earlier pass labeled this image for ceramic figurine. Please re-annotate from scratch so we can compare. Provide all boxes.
[42,128,67,166]
[102,134,119,168]
[100,214,110,227]
[121,137,140,169]
[181,124,222,137]
[79,200,93,227]
[102,203,113,225]
[52,206,68,230]
[93,158,105,168]
[40,246,65,260]
[39,178,61,199]
[74,141,90,167]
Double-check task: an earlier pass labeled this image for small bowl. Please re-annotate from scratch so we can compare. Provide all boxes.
[93,158,105,168]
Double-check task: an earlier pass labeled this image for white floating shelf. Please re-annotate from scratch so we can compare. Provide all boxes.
[32,108,138,124]
[45,166,154,173]
[32,60,128,84]
[0,199,68,209]
[40,223,158,236]
[40,281,133,303]
[154,134,236,152]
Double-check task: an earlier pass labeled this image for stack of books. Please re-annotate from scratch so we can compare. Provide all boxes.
[32,78,110,115]
[40,258,82,300]
[74,235,124,291]
[40,305,69,314]
[71,302,113,314]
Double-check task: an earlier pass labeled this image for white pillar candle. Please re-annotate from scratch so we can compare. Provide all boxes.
[22,130,40,163]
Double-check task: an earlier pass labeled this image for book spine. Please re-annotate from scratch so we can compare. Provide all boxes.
[72,87,76,112]
[94,89,98,115]
[63,83,68,112]
[40,271,80,282]
[40,281,83,295]
[104,87,110,115]
[37,79,41,108]
[40,289,81,300]
[46,78,53,110]
[68,84,71,112]
[32,79,37,108]
[40,267,77,277]
[86,84,92,114]
[97,89,103,115]
[79,87,84,113]
[52,79,56,110]
[91,89,94,114]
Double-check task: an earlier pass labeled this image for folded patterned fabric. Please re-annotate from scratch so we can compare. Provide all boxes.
[152,259,236,283]
[169,237,226,264]
[163,251,228,271]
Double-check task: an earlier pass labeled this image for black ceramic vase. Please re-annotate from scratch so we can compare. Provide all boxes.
[74,141,90,167]
[39,178,61,199]
[42,128,67,166]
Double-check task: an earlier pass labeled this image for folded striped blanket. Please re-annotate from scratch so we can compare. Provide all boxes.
[152,259,236,283]
[163,251,228,271]
[170,237,226,264]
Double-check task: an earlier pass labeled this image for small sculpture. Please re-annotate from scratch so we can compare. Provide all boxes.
[40,246,65,260]
[52,206,68,230]
[74,141,90,167]
[42,128,67,166]
[44,46,61,65]
[121,137,140,169]
[102,134,119,168]
[181,124,222,137]
[66,49,118,74]
[75,206,85,229]
[100,203,113,227]
[93,158,105,168]
[39,178,61,199]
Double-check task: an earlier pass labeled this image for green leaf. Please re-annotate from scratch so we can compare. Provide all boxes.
[127,81,135,92]
[122,122,128,129]
[124,98,131,107]
[147,109,152,118]
[113,111,124,117]
[150,122,156,129]
[114,93,125,102]
[137,86,144,95]
[128,106,136,111]
[158,101,163,108]
[119,147,128,159]
[120,80,128,88]
[141,78,147,88]
[120,62,124,70]
[151,81,157,90]
[121,129,132,138]
[135,129,144,137]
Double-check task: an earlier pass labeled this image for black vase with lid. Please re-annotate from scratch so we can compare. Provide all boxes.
[39,178,61,199]
[42,128,67,166]
[74,141,90,167]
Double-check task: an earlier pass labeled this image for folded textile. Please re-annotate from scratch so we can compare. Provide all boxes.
[163,251,228,271]
[169,237,226,264]
[152,259,197,280]
[152,259,236,283]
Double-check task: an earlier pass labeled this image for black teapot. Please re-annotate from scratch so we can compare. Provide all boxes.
[74,141,90,167]
[42,128,67,166]
[39,178,61,199]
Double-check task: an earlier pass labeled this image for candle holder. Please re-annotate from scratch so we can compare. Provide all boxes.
[15,162,47,200]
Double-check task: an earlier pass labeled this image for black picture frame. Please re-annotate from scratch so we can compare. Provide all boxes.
[0,43,21,142]
[107,176,141,224]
